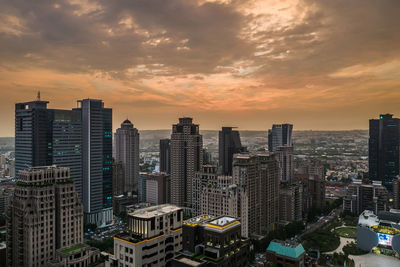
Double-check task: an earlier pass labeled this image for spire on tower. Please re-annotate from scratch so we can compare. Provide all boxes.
[37,91,41,101]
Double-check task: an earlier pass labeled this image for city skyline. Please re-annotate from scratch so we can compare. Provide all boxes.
[0,0,400,136]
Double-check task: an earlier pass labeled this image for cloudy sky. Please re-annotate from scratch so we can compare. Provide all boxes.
[0,0,399,136]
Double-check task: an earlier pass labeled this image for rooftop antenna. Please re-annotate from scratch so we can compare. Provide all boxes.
[37,91,41,101]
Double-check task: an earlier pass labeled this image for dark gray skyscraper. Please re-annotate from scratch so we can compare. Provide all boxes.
[160,138,171,174]
[170,118,203,208]
[369,114,400,189]
[219,127,244,175]
[115,119,139,195]
[77,99,113,225]
[268,124,293,152]
[15,96,113,226]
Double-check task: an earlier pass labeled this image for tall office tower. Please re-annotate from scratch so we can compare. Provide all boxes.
[279,184,303,222]
[77,99,113,226]
[15,98,52,176]
[276,146,294,183]
[369,114,400,189]
[160,139,171,174]
[192,165,238,217]
[170,117,203,208]
[6,166,102,266]
[393,176,400,209]
[112,159,125,196]
[268,124,293,152]
[115,119,140,195]
[219,127,245,175]
[343,180,388,215]
[110,205,183,267]
[233,153,280,238]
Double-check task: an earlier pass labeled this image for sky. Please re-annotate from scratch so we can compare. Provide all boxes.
[0,0,400,136]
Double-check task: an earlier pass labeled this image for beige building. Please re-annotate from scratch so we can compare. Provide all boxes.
[6,166,101,267]
[192,165,238,218]
[233,153,280,238]
[170,118,203,208]
[110,204,183,267]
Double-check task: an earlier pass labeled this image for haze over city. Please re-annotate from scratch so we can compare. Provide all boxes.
[1,0,400,136]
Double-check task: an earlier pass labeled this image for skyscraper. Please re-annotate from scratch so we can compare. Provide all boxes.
[170,117,203,208]
[6,166,101,266]
[15,96,113,226]
[76,99,113,225]
[115,119,140,195]
[160,138,171,174]
[233,153,280,238]
[276,146,294,183]
[268,124,293,152]
[219,127,245,175]
[369,114,400,189]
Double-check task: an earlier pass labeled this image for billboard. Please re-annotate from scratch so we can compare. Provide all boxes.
[377,233,393,247]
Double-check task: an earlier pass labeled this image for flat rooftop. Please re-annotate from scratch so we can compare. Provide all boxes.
[184,215,214,227]
[205,216,240,232]
[131,204,181,219]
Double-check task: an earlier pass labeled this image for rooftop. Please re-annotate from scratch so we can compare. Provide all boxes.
[61,244,84,254]
[267,240,305,259]
[184,215,214,227]
[131,204,181,219]
[205,216,240,232]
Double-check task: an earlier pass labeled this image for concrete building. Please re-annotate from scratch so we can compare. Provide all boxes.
[279,184,303,222]
[144,173,169,205]
[160,139,171,174]
[343,180,388,215]
[6,166,100,267]
[0,185,14,215]
[172,215,250,267]
[192,165,238,218]
[218,127,244,176]
[171,118,203,208]
[112,159,125,196]
[268,124,293,152]
[369,114,400,189]
[115,119,140,195]
[276,146,294,184]
[110,204,183,267]
[233,153,280,238]
[266,240,306,267]
[294,173,326,214]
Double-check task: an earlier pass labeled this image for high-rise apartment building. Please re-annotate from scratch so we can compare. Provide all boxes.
[142,172,169,205]
[294,174,326,213]
[233,153,280,238]
[170,118,203,208]
[276,146,294,183]
[112,159,125,196]
[115,119,140,195]
[279,184,303,222]
[6,166,101,266]
[219,127,244,175]
[268,124,293,152]
[110,204,183,267]
[15,97,113,226]
[369,114,400,189]
[192,165,238,218]
[343,179,388,215]
[160,139,171,174]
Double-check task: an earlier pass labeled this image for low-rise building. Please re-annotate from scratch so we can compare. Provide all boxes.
[266,240,306,267]
[172,215,250,267]
[109,204,183,267]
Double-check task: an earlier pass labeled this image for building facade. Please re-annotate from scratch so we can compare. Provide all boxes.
[144,173,169,205]
[218,127,244,176]
[110,205,183,267]
[279,184,303,222]
[276,146,294,184]
[6,166,97,267]
[115,119,140,195]
[369,114,400,189]
[233,153,280,238]
[170,118,203,208]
